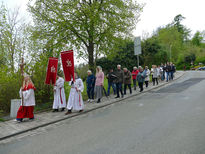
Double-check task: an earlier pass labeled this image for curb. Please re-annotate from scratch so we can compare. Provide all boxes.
[0,72,185,141]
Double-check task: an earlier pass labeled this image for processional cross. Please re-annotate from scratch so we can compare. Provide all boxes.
[19,58,26,107]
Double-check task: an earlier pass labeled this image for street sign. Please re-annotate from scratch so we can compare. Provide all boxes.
[134,36,141,55]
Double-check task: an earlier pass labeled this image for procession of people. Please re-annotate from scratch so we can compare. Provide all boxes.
[16,60,176,122]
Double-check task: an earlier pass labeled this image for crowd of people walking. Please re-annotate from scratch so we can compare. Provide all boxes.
[15,62,176,122]
[86,62,176,102]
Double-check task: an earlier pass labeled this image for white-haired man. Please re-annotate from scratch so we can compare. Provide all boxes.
[114,65,124,98]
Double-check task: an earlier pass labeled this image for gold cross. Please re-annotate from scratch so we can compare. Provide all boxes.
[66,60,72,67]
[51,65,56,73]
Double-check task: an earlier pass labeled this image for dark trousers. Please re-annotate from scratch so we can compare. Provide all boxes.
[87,87,94,99]
[170,71,174,80]
[161,72,165,81]
[138,82,143,92]
[153,78,158,86]
[145,81,149,87]
[166,72,170,82]
[107,82,116,96]
[133,79,137,90]
[116,83,123,97]
[124,84,132,94]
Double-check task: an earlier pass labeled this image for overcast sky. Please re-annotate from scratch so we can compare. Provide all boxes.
[1,0,205,37]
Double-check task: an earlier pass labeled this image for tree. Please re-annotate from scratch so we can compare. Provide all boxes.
[0,4,26,72]
[141,36,167,66]
[157,26,184,62]
[28,0,143,71]
[172,14,190,41]
[185,53,196,64]
[192,31,203,46]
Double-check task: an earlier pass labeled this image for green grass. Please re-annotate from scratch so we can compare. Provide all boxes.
[64,78,112,101]
[34,102,52,112]
[0,118,5,122]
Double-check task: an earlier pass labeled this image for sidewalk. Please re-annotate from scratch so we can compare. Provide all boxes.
[0,71,185,141]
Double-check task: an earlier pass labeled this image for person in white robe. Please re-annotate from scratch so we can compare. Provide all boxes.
[16,75,36,122]
[65,72,84,114]
[53,74,66,112]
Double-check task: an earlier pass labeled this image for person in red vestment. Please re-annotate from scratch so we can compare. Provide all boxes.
[16,75,36,122]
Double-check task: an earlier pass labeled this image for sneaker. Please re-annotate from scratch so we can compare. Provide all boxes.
[87,99,90,103]
[79,110,83,113]
[90,99,94,103]
[15,118,23,123]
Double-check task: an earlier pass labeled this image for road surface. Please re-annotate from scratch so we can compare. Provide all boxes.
[1,71,205,154]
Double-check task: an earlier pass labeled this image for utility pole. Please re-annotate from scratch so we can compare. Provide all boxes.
[170,44,172,62]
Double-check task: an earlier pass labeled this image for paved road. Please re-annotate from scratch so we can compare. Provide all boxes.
[1,71,205,154]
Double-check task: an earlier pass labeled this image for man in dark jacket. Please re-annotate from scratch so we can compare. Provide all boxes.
[170,62,176,80]
[86,70,96,102]
[166,62,171,82]
[107,69,116,96]
[123,68,132,95]
[115,65,124,98]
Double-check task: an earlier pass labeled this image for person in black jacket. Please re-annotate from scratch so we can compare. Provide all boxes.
[166,62,171,82]
[114,65,124,98]
[107,69,116,96]
[86,70,96,102]
[170,62,176,80]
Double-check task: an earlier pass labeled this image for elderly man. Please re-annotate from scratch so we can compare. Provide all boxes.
[115,65,124,98]
[123,68,132,95]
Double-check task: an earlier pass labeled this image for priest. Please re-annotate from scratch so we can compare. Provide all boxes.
[65,72,84,114]
[53,73,66,112]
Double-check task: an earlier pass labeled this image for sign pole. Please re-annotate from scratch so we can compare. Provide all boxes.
[134,36,141,67]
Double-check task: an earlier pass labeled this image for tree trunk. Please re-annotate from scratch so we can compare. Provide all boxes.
[87,42,94,72]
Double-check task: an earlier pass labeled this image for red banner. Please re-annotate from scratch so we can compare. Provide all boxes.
[45,57,58,85]
[61,50,75,82]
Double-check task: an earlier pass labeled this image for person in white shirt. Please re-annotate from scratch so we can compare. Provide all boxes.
[65,72,84,114]
[16,75,36,122]
[53,74,66,112]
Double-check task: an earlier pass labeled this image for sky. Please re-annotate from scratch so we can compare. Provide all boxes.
[134,0,205,37]
[1,0,204,64]
[1,0,204,38]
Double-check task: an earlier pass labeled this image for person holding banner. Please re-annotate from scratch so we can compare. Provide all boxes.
[53,73,66,112]
[65,72,84,114]
[16,74,36,122]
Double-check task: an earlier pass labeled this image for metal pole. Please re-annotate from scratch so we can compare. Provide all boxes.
[137,55,139,67]
[170,45,172,62]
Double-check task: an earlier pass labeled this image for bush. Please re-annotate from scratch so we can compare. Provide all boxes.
[0,68,21,113]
